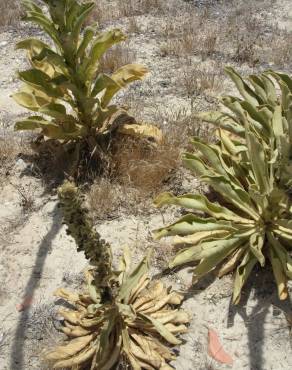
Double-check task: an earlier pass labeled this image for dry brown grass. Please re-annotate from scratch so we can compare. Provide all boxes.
[87,178,122,220]
[200,28,218,61]
[111,134,182,195]
[179,65,221,97]
[159,13,218,60]
[88,131,185,218]
[16,184,35,213]
[117,0,162,17]
[87,106,197,218]
[0,135,22,180]
[0,0,24,27]
[86,0,119,27]
[227,15,262,65]
[127,16,141,34]
[0,137,18,165]
[99,43,136,74]
[267,29,292,67]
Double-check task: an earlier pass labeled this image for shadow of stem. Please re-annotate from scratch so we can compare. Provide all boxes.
[10,204,62,370]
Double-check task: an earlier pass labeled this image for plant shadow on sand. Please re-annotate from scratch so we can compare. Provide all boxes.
[226,266,292,370]
[157,264,292,370]
[10,204,62,370]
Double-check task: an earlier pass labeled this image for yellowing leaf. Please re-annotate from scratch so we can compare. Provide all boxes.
[117,123,163,143]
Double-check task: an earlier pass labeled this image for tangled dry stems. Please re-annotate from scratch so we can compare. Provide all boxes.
[0,0,24,27]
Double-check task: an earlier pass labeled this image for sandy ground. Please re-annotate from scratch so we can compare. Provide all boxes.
[1,1,292,369]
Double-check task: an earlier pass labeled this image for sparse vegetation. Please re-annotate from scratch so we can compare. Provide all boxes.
[179,65,221,97]
[1,0,292,368]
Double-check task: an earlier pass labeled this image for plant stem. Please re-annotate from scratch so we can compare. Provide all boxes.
[58,181,113,297]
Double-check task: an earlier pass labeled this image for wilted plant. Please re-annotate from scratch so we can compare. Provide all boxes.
[154,68,292,304]
[13,0,161,169]
[45,182,189,369]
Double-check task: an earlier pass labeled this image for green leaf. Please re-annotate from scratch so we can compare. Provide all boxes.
[86,270,101,304]
[170,235,241,269]
[39,103,67,118]
[15,116,51,129]
[191,137,228,176]
[23,0,43,13]
[196,111,245,137]
[268,243,288,300]
[15,116,82,140]
[71,2,95,42]
[101,64,148,108]
[219,129,247,156]
[245,129,270,194]
[91,74,119,97]
[153,214,235,240]
[138,313,181,345]
[24,13,61,49]
[154,192,252,224]
[200,174,259,221]
[16,38,49,53]
[18,69,63,98]
[260,73,278,105]
[12,92,40,111]
[192,237,243,283]
[76,26,95,59]
[84,29,127,81]
[224,66,261,106]
[119,250,151,303]
[173,230,230,247]
[65,0,81,31]
[233,251,257,304]
[249,232,265,266]
[118,246,132,285]
[221,97,264,134]
[267,232,292,279]
[32,48,69,75]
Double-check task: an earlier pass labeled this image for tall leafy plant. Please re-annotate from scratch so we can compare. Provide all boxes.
[154,69,292,304]
[198,67,292,190]
[13,0,161,163]
[45,182,189,369]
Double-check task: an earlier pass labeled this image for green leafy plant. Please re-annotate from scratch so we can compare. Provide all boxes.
[45,182,189,369]
[154,68,292,304]
[13,0,161,167]
[197,67,292,190]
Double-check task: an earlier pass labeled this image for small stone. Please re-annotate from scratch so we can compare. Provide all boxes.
[0,41,8,47]
[14,158,29,172]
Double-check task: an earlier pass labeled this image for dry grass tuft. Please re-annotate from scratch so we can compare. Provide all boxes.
[0,134,29,181]
[117,0,162,17]
[200,28,218,61]
[127,16,141,34]
[16,185,35,213]
[88,115,191,218]
[159,14,218,60]
[267,29,292,67]
[111,134,182,194]
[179,65,221,97]
[0,137,18,166]
[88,178,122,220]
[99,43,136,74]
[0,0,24,27]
